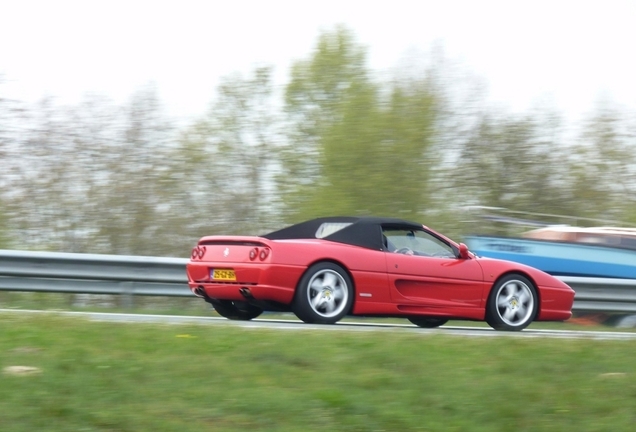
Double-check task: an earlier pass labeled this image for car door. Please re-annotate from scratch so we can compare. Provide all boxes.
[384,228,486,312]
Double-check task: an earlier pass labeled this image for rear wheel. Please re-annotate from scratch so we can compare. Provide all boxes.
[292,262,353,324]
[486,274,537,331]
[209,299,263,320]
[408,317,448,328]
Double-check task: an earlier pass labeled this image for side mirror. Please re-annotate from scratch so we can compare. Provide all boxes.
[458,243,470,259]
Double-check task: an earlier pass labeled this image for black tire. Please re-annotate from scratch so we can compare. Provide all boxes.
[486,274,537,331]
[209,299,263,321]
[408,317,449,328]
[292,262,354,324]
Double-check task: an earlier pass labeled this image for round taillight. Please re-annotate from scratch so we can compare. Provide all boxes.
[249,248,258,260]
[259,248,269,260]
[191,246,206,260]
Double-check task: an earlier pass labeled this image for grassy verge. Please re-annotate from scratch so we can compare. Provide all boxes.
[0,291,632,332]
[2,313,636,431]
[0,291,212,316]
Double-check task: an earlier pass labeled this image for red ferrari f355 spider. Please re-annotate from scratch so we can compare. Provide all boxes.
[187,217,574,331]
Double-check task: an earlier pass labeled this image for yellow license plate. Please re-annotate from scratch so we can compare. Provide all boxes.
[211,269,236,281]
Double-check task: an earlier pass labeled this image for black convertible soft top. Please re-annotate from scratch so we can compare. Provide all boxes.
[263,216,423,250]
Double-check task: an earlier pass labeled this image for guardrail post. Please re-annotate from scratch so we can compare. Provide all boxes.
[120,282,135,309]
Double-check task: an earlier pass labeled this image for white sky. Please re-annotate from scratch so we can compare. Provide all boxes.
[1,0,635,124]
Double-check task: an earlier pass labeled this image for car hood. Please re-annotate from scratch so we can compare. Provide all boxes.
[475,256,572,289]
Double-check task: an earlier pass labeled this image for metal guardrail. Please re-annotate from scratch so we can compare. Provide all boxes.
[0,250,190,305]
[558,276,636,313]
[1,250,636,314]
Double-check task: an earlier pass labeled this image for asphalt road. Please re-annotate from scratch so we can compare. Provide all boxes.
[3,309,636,340]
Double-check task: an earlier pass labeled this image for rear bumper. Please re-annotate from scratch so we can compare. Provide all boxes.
[186,261,304,305]
[189,283,295,304]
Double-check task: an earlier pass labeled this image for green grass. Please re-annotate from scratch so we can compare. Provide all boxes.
[0,291,213,316]
[2,291,632,332]
[2,313,636,431]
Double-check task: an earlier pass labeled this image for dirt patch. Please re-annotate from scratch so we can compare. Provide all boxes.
[11,346,41,354]
[3,366,42,376]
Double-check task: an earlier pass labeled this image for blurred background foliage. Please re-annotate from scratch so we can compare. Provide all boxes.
[1,26,635,256]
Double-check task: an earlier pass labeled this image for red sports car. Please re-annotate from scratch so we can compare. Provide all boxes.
[187,217,574,331]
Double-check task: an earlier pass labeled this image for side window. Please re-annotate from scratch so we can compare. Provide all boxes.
[383,228,455,258]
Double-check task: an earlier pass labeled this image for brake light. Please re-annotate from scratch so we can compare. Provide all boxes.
[259,248,270,260]
[249,248,258,260]
[191,246,206,260]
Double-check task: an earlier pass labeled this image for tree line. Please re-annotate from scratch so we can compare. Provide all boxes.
[1,26,635,256]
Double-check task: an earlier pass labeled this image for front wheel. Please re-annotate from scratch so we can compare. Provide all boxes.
[408,317,449,328]
[292,262,353,324]
[209,299,263,321]
[486,274,537,331]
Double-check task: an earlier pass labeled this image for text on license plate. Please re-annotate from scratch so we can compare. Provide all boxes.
[211,269,236,281]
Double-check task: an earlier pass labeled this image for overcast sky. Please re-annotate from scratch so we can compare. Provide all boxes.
[1,0,635,124]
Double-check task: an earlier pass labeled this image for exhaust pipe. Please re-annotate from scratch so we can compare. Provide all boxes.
[239,287,253,299]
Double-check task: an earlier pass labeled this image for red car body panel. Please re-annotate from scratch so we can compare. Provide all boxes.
[186,218,575,324]
[475,257,574,321]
